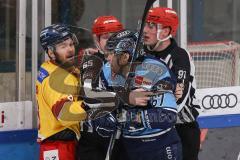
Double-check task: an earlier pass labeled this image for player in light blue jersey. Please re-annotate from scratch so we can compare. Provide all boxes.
[79,25,152,159]
[106,30,182,160]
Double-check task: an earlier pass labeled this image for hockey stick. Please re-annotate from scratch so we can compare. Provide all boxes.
[105,129,118,160]
[124,0,156,89]
[105,1,156,160]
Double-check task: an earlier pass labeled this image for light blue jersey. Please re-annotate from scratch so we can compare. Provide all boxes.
[121,56,178,139]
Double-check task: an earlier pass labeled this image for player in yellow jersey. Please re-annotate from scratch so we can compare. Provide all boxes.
[37,24,87,160]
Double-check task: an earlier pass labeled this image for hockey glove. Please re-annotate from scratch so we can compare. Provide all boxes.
[93,112,118,137]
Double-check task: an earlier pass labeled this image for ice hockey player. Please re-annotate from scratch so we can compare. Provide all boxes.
[37,24,87,160]
[78,16,156,160]
[105,29,182,160]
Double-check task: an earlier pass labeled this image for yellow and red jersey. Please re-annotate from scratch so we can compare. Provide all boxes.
[36,61,86,141]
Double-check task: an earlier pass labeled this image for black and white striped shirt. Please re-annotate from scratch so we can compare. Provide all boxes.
[145,39,200,123]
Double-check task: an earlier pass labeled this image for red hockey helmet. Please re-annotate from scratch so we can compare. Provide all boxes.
[146,7,179,36]
[92,16,124,36]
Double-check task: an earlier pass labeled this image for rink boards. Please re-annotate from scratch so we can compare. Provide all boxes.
[0,86,240,159]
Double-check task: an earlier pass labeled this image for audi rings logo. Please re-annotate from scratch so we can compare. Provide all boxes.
[202,93,238,109]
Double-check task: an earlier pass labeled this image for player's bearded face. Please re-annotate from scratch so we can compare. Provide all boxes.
[111,54,122,74]
[111,53,129,76]
[143,22,158,46]
[54,38,76,68]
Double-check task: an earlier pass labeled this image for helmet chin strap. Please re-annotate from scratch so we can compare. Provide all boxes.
[147,24,172,51]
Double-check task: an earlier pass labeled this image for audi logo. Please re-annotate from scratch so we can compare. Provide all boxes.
[202,93,238,109]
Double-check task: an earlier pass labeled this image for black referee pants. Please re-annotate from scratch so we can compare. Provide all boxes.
[176,121,201,160]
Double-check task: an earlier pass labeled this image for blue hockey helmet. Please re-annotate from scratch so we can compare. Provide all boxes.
[40,24,78,51]
[105,29,138,54]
